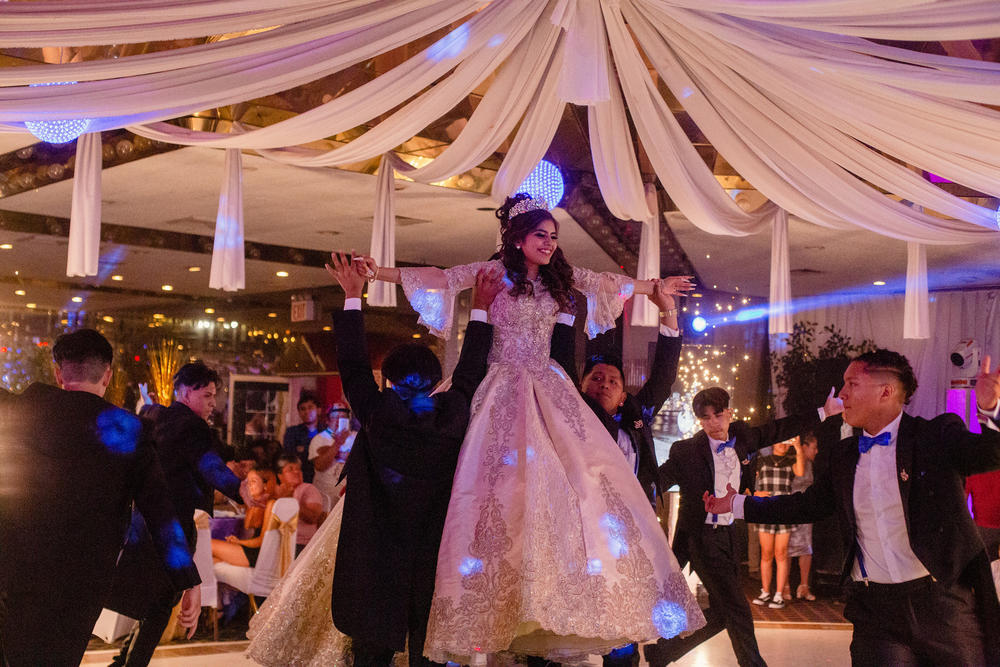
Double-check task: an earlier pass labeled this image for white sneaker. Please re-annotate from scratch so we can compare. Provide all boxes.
[751,591,771,606]
[768,595,786,609]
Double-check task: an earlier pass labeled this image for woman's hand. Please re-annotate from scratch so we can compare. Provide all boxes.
[660,275,695,296]
[472,265,505,311]
[353,254,378,279]
[225,534,241,544]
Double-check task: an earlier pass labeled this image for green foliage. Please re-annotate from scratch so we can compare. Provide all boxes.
[771,321,876,416]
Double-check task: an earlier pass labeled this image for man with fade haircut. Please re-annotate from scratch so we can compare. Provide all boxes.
[706,349,1000,666]
[0,329,199,667]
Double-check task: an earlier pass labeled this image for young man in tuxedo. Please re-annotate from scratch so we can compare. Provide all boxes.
[108,361,244,667]
[706,349,1000,665]
[652,385,842,667]
[325,252,500,667]
[0,329,200,667]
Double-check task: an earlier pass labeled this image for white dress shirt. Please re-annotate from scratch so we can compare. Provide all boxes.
[850,411,930,583]
[707,435,740,526]
[345,297,487,322]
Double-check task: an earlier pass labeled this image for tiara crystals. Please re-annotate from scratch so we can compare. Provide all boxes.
[508,195,550,219]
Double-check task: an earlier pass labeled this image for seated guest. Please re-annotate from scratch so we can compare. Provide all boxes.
[0,329,199,667]
[309,402,356,502]
[212,468,277,567]
[275,455,325,554]
[283,391,322,483]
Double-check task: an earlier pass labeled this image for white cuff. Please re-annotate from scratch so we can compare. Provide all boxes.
[470,309,488,323]
[344,298,362,311]
[818,407,826,421]
[557,312,576,326]
[731,493,747,519]
[659,324,680,337]
[978,401,1000,419]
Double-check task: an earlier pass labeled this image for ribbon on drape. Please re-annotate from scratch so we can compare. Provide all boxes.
[266,511,298,578]
[66,131,102,277]
[368,153,397,307]
[904,241,929,339]
[209,148,245,292]
[768,208,792,335]
[632,184,662,327]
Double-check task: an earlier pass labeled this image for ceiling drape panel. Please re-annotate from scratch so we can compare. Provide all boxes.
[552,0,612,104]
[209,148,245,292]
[368,154,397,308]
[631,184,662,327]
[66,131,102,278]
[904,241,930,340]
[768,209,792,336]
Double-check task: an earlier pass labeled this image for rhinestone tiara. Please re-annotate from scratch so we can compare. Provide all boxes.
[508,195,549,219]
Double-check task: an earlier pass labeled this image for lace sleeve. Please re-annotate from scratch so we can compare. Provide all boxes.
[572,266,635,339]
[399,261,497,338]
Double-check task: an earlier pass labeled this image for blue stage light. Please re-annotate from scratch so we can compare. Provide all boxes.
[691,316,708,332]
[517,160,564,209]
[24,82,93,144]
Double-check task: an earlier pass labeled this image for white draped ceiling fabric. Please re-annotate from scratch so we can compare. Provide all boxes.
[2,0,999,337]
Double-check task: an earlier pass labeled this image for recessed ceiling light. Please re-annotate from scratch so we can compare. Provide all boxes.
[216,317,225,322]
[204,307,215,314]
[161,284,174,291]
[111,274,124,281]
[153,313,165,319]
[691,293,703,298]
[322,325,332,331]
[411,333,422,339]
[102,315,114,323]
[14,289,25,296]
[0,243,12,250]
[276,271,289,278]
[267,312,277,318]
[71,296,83,303]
[187,266,201,272]
[873,280,886,286]
[25,303,37,309]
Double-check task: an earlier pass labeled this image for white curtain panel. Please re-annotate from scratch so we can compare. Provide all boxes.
[631,184,662,327]
[768,209,792,335]
[367,154,397,308]
[775,288,1000,419]
[66,131,102,277]
[904,241,930,339]
[209,149,245,292]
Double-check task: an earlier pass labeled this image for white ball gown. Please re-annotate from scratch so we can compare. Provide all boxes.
[246,260,704,665]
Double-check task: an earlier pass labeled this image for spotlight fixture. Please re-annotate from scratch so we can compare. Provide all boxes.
[691,316,708,333]
[26,303,37,309]
[161,285,174,291]
[873,280,886,286]
[205,307,215,314]
[0,243,12,250]
[71,296,83,303]
[268,312,277,318]
[187,266,201,272]
[111,275,124,281]
[14,289,25,296]
[276,271,289,278]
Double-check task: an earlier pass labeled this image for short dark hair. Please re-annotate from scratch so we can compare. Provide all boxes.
[276,455,299,472]
[381,344,442,393]
[692,387,730,417]
[853,349,918,404]
[52,328,113,383]
[582,353,624,383]
[297,391,319,409]
[172,361,219,391]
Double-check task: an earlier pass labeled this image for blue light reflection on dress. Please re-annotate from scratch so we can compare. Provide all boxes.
[600,513,629,558]
[652,599,688,638]
[458,557,483,576]
[587,558,603,575]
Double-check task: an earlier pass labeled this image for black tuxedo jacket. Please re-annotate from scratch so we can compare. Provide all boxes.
[660,413,819,568]
[330,309,492,651]
[107,400,241,618]
[550,322,680,505]
[745,412,1000,585]
[0,383,200,621]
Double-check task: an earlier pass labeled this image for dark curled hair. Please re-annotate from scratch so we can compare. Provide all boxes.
[853,349,918,404]
[496,193,575,313]
[692,387,730,417]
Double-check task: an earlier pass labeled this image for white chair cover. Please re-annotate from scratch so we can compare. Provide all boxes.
[192,509,218,609]
[214,497,299,599]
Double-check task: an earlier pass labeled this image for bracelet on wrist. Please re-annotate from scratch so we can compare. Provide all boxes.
[660,308,678,317]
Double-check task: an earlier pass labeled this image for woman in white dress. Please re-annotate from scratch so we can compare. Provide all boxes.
[246,194,704,664]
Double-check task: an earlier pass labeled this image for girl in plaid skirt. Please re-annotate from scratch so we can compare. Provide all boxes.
[751,437,797,609]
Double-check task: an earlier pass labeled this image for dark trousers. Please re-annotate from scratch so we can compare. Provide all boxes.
[647,524,766,667]
[1,587,103,667]
[110,591,182,667]
[844,576,986,666]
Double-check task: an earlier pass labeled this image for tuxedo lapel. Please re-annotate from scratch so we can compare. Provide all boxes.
[896,414,916,525]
